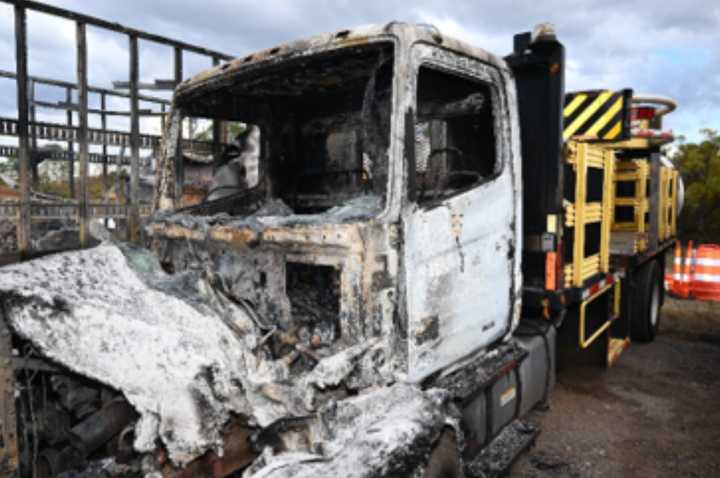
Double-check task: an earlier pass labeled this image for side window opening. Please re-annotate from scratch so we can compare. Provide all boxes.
[175,117,261,206]
[414,66,497,205]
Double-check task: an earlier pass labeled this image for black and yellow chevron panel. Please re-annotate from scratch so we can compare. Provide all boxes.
[563,89,632,141]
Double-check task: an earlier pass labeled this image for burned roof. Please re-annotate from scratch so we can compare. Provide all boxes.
[175,22,508,103]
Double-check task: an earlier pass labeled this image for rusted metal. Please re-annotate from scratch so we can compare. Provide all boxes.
[175,46,185,201]
[28,396,138,477]
[0,145,131,166]
[70,398,138,457]
[14,4,31,255]
[0,116,219,153]
[162,421,255,478]
[211,56,223,170]
[30,99,159,117]
[0,0,231,258]
[0,317,19,473]
[112,79,179,91]
[0,202,153,220]
[101,92,109,193]
[66,86,75,197]
[4,0,231,61]
[0,69,171,105]
[76,20,90,247]
[29,78,38,187]
[128,34,141,243]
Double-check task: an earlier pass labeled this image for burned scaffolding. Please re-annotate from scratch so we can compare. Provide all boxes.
[0,0,232,261]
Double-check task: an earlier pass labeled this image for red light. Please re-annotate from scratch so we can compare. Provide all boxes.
[632,107,655,120]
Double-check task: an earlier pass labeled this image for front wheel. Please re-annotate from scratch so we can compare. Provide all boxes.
[631,260,662,342]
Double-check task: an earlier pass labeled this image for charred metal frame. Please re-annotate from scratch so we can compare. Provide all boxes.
[2,0,232,253]
[149,23,523,386]
[0,2,232,474]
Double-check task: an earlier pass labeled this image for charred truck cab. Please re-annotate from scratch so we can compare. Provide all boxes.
[135,20,677,476]
[0,19,681,478]
[149,23,522,385]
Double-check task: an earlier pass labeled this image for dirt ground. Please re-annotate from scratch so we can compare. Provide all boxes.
[511,297,720,477]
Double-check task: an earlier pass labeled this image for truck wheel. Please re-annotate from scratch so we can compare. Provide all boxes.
[423,429,460,478]
[631,260,662,342]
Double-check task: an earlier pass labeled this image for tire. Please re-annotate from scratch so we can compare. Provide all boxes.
[631,260,662,342]
[423,429,461,478]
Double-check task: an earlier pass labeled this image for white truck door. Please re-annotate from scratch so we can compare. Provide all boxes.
[404,54,521,382]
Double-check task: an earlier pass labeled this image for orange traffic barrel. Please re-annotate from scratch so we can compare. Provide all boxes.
[666,241,686,297]
[665,241,682,296]
[690,244,720,301]
[677,240,694,298]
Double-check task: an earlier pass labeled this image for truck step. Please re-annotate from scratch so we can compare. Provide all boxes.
[464,420,539,478]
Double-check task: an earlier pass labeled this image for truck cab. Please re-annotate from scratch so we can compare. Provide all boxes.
[145,20,678,474]
[150,23,522,384]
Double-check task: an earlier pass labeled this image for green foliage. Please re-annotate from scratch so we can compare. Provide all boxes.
[671,129,720,243]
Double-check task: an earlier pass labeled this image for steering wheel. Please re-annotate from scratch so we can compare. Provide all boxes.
[445,170,482,190]
[422,147,463,201]
[287,168,372,208]
[297,169,371,192]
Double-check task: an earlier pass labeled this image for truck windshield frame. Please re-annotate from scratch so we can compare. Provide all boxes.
[168,40,398,218]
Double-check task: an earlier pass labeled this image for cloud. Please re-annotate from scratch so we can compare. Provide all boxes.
[0,0,716,144]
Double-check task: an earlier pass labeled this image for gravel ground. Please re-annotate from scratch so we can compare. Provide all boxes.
[511,297,720,478]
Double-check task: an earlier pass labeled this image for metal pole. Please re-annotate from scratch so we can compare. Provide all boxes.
[101,91,109,228]
[14,5,31,256]
[174,46,184,203]
[66,86,75,197]
[0,0,232,60]
[212,56,222,169]
[0,69,172,105]
[101,91,109,229]
[101,93,108,187]
[128,34,140,243]
[0,309,18,472]
[160,103,166,131]
[29,78,38,188]
[76,21,89,247]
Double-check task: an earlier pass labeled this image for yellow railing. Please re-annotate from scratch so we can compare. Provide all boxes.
[612,159,649,252]
[563,140,615,288]
[579,280,621,349]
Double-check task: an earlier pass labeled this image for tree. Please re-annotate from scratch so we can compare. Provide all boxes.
[670,129,720,243]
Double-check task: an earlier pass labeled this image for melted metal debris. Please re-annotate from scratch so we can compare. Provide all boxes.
[55,458,140,478]
[429,342,526,399]
[464,420,538,478]
[245,383,450,478]
[150,193,383,233]
[0,243,380,467]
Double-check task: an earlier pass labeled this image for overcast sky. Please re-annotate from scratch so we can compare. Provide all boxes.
[0,0,718,146]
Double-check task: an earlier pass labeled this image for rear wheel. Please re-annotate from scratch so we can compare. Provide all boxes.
[423,429,461,478]
[631,260,662,342]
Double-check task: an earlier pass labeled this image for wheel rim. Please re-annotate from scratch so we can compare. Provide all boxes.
[650,280,660,327]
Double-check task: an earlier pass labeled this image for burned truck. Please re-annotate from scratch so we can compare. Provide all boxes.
[0,21,679,478]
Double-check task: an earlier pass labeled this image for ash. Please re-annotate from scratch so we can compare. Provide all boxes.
[245,384,450,478]
[0,242,445,475]
[0,243,381,466]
